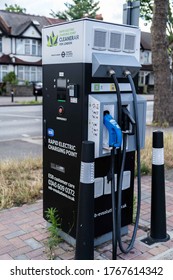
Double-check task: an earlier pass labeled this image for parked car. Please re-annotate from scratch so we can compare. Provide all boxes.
[33,82,42,96]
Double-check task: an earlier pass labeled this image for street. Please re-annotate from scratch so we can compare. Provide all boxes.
[0,105,42,160]
[0,105,42,141]
[0,100,158,160]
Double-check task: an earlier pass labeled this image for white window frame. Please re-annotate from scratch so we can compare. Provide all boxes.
[143,51,150,64]
[0,65,8,82]
[16,39,42,56]
[17,65,42,82]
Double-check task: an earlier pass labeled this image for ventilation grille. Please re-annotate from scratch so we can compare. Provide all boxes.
[123,34,136,53]
[93,29,107,50]
[109,32,122,52]
[92,29,137,53]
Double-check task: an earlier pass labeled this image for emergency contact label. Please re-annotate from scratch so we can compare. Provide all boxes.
[48,173,75,201]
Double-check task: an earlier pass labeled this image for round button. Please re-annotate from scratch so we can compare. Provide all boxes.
[58,106,64,115]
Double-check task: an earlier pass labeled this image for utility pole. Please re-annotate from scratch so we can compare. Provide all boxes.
[123,1,140,26]
[127,0,132,25]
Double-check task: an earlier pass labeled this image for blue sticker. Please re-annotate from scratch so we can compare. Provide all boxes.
[47,128,54,137]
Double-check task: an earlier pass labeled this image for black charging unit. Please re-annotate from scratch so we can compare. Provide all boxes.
[42,18,146,247]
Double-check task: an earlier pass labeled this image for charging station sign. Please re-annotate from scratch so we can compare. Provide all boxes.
[42,22,83,64]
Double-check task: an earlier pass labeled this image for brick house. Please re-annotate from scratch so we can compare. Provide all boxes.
[0,10,62,83]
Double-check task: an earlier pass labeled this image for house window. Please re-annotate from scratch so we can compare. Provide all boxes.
[38,41,41,56]
[31,66,36,81]
[0,37,2,52]
[18,66,24,80]
[143,51,150,64]
[25,66,30,81]
[16,39,24,54]
[17,66,42,82]
[25,40,30,55]
[16,39,42,56]
[139,71,145,86]
[0,65,8,82]
[37,67,42,81]
[32,40,37,55]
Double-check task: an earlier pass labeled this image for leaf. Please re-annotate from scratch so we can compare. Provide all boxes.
[50,36,53,46]
[53,35,58,46]
[46,35,51,47]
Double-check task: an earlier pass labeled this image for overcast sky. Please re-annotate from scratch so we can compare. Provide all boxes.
[0,0,150,31]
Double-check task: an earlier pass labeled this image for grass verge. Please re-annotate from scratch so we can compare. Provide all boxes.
[0,157,42,209]
[0,132,173,210]
[140,132,173,175]
[16,100,42,105]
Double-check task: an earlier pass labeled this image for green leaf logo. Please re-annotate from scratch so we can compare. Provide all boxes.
[47,32,58,47]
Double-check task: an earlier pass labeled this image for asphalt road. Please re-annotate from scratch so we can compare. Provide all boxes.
[0,105,42,160]
[0,100,159,160]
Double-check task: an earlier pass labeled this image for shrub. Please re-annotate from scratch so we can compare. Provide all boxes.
[2,71,18,84]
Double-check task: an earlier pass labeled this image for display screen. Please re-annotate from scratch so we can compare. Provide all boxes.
[57,78,66,89]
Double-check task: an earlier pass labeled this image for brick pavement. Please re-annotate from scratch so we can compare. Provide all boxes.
[0,174,173,260]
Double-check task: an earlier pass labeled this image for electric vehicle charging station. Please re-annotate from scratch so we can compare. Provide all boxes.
[42,18,146,250]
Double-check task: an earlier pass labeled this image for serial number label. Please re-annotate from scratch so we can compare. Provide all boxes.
[103,266,163,276]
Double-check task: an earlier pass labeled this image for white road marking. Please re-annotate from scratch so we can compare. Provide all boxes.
[21,134,30,138]
[0,113,41,119]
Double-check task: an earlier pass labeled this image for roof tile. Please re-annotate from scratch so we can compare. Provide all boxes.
[0,10,63,36]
